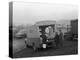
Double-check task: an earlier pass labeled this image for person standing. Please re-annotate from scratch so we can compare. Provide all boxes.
[24,34,28,48]
[54,32,59,48]
[58,30,64,48]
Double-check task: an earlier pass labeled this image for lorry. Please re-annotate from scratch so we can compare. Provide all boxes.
[24,21,57,51]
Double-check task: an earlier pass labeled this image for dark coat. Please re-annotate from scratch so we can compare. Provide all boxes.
[54,34,59,44]
[59,32,64,42]
[58,32,64,47]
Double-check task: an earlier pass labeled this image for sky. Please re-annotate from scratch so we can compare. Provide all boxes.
[13,2,78,25]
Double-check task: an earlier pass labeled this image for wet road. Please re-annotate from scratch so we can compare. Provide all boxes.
[13,40,78,58]
[13,39,26,53]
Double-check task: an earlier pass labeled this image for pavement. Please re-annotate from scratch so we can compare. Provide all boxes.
[13,39,78,58]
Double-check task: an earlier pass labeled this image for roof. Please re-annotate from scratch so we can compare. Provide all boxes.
[35,20,56,26]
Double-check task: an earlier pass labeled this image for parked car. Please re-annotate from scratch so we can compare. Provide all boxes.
[15,32,26,39]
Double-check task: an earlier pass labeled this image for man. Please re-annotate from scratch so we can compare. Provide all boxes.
[54,32,59,48]
[58,30,64,48]
[24,34,29,48]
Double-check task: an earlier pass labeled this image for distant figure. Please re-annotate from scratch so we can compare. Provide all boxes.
[58,30,64,48]
[54,32,59,48]
[24,34,28,47]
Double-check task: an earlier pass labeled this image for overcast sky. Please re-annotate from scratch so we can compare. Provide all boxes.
[13,2,78,25]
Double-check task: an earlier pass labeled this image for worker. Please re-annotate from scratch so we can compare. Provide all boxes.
[24,34,28,48]
[54,32,59,48]
[58,30,64,48]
